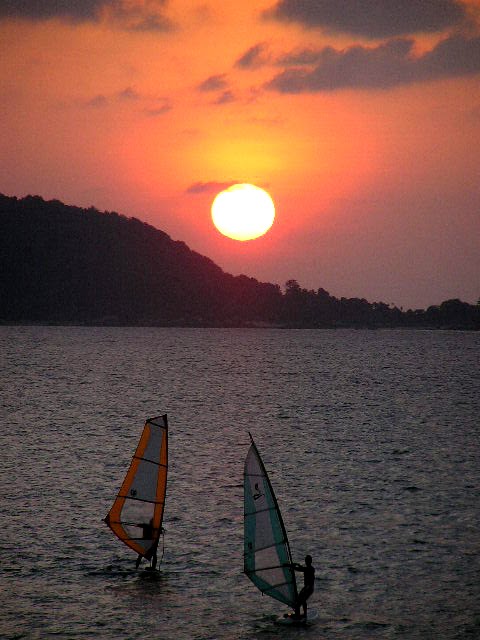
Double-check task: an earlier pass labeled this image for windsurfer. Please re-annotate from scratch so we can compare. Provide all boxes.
[292,555,315,619]
[135,518,158,569]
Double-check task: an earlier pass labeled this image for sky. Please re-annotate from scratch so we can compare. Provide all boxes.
[1,0,479,310]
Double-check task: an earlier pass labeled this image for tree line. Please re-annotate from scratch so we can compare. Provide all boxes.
[1,193,478,329]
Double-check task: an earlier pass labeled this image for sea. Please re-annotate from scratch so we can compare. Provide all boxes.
[1,326,479,640]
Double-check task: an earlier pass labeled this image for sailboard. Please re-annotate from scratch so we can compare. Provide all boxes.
[104,414,168,566]
[244,432,298,609]
[276,608,319,626]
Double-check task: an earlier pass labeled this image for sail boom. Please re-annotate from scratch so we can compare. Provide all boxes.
[246,581,291,596]
[245,563,290,574]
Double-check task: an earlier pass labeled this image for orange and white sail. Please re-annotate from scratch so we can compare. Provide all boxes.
[104,414,168,560]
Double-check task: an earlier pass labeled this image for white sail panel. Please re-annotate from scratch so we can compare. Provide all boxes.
[244,439,297,607]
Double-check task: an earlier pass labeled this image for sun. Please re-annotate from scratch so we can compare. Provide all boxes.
[211,183,275,241]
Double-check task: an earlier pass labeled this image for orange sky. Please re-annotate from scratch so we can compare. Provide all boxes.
[1,0,479,308]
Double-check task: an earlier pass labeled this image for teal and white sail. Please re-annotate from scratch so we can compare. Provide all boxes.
[244,433,298,607]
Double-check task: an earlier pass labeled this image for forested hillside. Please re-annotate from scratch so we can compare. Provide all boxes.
[1,194,478,329]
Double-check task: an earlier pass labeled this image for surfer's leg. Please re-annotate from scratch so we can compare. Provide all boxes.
[297,586,311,618]
[295,589,305,619]
[136,554,142,569]
[302,587,313,618]
[150,542,158,570]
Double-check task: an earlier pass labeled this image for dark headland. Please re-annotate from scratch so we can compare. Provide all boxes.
[1,193,478,329]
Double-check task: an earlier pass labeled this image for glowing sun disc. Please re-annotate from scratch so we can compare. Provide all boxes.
[211,183,275,241]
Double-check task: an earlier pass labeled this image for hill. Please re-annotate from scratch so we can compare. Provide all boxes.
[1,194,478,329]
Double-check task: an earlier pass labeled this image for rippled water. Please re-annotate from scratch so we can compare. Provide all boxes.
[1,327,479,639]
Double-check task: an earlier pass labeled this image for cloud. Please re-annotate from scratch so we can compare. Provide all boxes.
[86,94,109,108]
[0,0,175,31]
[197,75,237,105]
[267,35,480,92]
[80,89,172,115]
[214,90,236,104]
[235,43,270,69]
[144,100,172,116]
[197,74,229,92]
[127,14,172,32]
[116,2,173,32]
[0,0,102,21]
[264,0,468,38]
[185,181,236,195]
[278,48,330,66]
[118,87,141,100]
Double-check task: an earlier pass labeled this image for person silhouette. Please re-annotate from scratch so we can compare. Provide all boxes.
[292,555,315,619]
[135,518,158,569]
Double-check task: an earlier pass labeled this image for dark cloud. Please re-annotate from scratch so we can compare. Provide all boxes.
[214,90,235,104]
[144,99,172,116]
[128,14,172,32]
[198,74,228,92]
[0,0,101,21]
[117,2,173,32]
[265,0,468,38]
[86,94,109,108]
[235,43,270,69]
[185,181,236,195]
[197,75,235,105]
[278,48,329,66]
[0,0,174,31]
[80,90,172,115]
[267,35,480,92]
[118,87,141,100]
